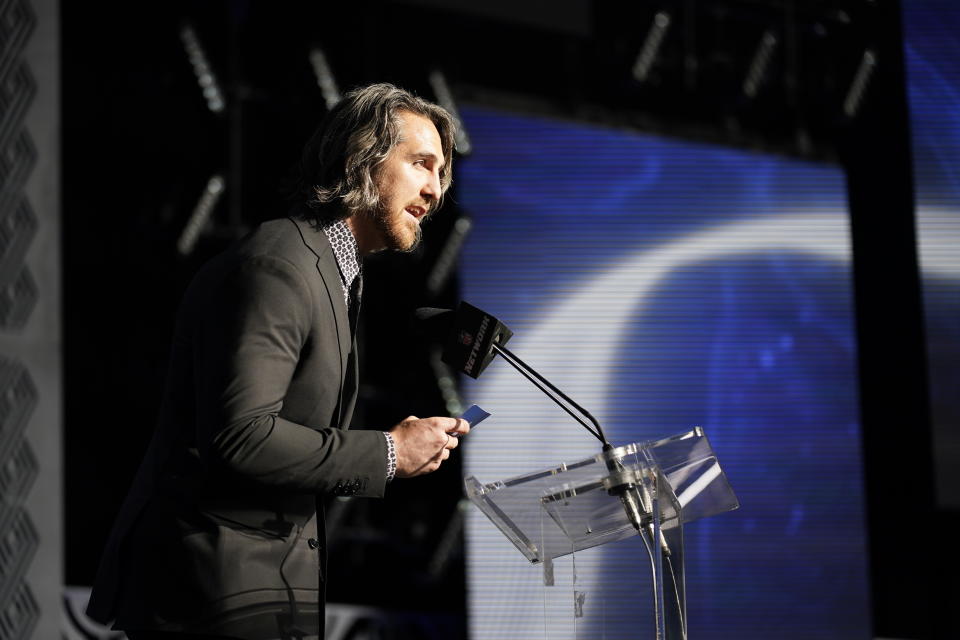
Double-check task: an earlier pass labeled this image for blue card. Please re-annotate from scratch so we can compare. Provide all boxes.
[460,404,490,427]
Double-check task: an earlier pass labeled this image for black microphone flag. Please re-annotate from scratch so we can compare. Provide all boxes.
[414,302,514,379]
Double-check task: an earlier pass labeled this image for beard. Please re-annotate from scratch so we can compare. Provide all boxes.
[366,200,425,253]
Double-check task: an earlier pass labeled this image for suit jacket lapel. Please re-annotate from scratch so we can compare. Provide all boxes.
[288,215,352,419]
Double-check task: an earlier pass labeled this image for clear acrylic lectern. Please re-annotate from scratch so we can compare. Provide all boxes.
[465,427,738,639]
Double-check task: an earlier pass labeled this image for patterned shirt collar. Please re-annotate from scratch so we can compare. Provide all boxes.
[321,218,361,306]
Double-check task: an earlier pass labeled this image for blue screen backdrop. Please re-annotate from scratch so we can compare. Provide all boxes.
[903,0,960,509]
[457,105,872,639]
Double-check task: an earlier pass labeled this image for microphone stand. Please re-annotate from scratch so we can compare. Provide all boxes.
[490,342,609,446]
[490,339,686,638]
[489,343,652,533]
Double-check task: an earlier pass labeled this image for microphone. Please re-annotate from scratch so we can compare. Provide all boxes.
[413,302,663,548]
[414,302,514,379]
[413,301,607,443]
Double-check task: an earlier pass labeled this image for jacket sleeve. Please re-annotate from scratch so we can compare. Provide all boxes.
[191,253,387,497]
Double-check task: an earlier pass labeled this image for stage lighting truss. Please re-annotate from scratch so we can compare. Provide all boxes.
[180,24,225,114]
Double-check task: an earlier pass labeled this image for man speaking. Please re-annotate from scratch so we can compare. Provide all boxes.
[87,84,469,640]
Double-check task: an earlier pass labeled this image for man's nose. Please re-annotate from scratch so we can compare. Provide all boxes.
[422,171,441,201]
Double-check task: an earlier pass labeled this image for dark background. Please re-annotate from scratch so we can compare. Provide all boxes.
[61,1,957,637]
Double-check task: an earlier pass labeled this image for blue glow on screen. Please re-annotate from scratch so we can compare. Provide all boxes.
[903,0,960,509]
[458,105,871,639]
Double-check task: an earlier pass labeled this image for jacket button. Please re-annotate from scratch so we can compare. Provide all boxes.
[307,538,320,549]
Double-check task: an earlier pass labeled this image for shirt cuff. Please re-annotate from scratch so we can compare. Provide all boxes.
[383,431,397,482]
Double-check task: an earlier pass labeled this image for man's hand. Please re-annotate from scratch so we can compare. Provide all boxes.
[390,416,470,478]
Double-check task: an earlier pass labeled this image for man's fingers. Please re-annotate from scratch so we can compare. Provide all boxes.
[448,418,470,436]
[428,446,448,466]
[392,415,470,478]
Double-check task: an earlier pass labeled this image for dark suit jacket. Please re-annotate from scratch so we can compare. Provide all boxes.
[87,215,387,639]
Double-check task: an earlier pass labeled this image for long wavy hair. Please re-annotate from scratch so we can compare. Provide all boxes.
[298,83,456,226]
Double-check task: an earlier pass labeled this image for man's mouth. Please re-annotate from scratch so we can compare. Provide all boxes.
[405,205,428,221]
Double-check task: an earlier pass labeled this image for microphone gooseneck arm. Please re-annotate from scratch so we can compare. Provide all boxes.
[490,342,609,446]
